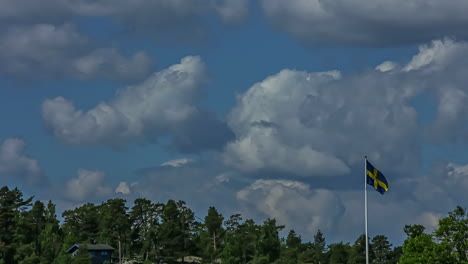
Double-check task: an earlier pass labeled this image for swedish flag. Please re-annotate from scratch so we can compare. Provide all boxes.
[366,160,389,194]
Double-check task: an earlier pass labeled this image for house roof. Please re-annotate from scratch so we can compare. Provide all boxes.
[87,244,115,251]
[66,243,115,253]
[66,244,79,253]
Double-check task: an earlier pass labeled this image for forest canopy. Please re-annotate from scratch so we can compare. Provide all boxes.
[0,185,466,264]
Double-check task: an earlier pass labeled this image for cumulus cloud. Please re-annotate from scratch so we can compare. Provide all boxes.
[334,158,468,242]
[224,122,350,177]
[237,179,344,235]
[115,181,132,195]
[42,56,233,151]
[0,0,248,28]
[401,39,468,142]
[0,0,72,24]
[128,161,247,215]
[336,190,444,243]
[72,48,152,80]
[224,38,468,178]
[213,0,249,25]
[260,0,468,45]
[0,23,152,79]
[224,66,420,177]
[61,169,113,202]
[0,138,47,187]
[161,158,193,167]
[446,163,468,189]
[412,162,468,206]
[375,61,398,72]
[403,39,462,72]
[231,162,466,242]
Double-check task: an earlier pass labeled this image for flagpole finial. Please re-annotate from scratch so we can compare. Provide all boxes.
[365,156,367,159]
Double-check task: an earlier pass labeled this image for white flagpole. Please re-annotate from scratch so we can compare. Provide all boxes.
[364,156,369,264]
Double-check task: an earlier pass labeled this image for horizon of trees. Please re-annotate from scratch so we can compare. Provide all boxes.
[0,185,466,264]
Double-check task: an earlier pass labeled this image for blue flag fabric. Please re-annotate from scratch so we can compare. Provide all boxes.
[366,160,389,195]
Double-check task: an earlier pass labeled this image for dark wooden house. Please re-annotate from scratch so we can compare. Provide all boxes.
[66,243,114,264]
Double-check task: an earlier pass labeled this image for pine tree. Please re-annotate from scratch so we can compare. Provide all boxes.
[99,199,130,263]
[371,235,393,264]
[257,218,283,263]
[203,206,224,262]
[0,186,33,264]
[348,234,372,264]
[39,201,61,263]
[327,242,351,264]
[280,230,301,263]
[129,198,162,262]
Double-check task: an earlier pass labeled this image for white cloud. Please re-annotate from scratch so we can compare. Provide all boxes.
[161,158,193,167]
[260,0,468,45]
[0,0,248,27]
[215,172,231,183]
[224,39,468,178]
[403,39,461,72]
[224,64,420,176]
[72,48,152,80]
[62,169,113,202]
[42,56,209,147]
[128,161,246,216]
[336,190,444,243]
[115,181,132,195]
[400,39,468,142]
[0,0,71,24]
[224,124,350,177]
[0,138,47,187]
[213,0,249,25]
[237,179,344,235]
[333,161,468,242]
[375,61,398,72]
[439,162,468,202]
[416,212,442,230]
[0,23,152,79]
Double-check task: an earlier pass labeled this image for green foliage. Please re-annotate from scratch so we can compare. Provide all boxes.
[389,246,402,263]
[279,230,301,263]
[257,218,283,263]
[400,233,454,264]
[400,207,468,264]
[404,224,426,239]
[38,200,62,263]
[62,203,99,243]
[348,234,371,264]
[98,198,130,263]
[0,186,33,264]
[298,229,327,264]
[158,200,197,263]
[129,198,162,262]
[71,245,92,264]
[250,255,270,264]
[286,230,302,249]
[434,206,468,263]
[371,235,393,264]
[327,242,351,264]
[221,216,260,264]
[200,206,224,262]
[1,185,466,264]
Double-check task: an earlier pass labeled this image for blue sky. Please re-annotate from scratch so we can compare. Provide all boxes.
[2,0,468,245]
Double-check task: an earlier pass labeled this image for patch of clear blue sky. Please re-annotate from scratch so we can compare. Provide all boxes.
[1,1,463,188]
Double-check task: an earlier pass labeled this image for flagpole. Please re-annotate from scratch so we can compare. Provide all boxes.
[364,156,369,264]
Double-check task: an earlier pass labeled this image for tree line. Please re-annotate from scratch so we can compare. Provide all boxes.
[0,185,466,264]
